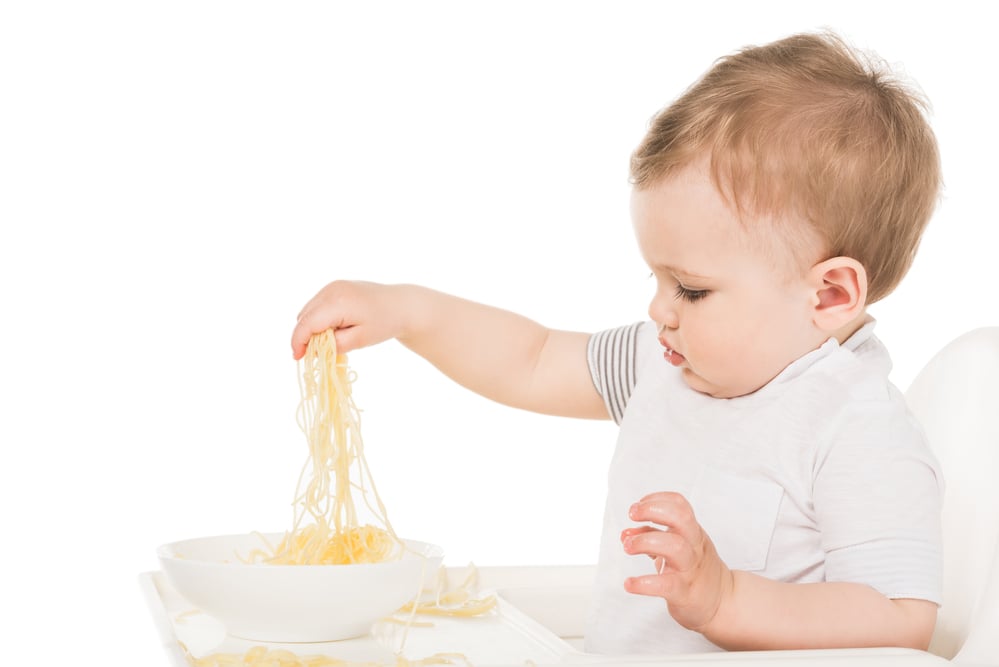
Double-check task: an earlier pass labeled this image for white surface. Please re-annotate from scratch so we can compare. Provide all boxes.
[157,533,443,642]
[905,328,999,663]
[2,3,998,665]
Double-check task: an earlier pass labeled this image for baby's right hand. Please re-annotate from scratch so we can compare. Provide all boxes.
[291,281,410,360]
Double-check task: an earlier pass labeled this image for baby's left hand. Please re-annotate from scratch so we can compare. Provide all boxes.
[621,491,734,633]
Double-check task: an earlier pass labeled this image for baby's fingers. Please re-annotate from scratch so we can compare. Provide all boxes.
[624,572,672,598]
[620,525,659,541]
[291,316,343,359]
[291,282,360,359]
[622,527,695,574]
[293,322,369,360]
[628,492,700,541]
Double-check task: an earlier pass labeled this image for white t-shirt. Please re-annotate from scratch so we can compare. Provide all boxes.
[585,320,943,654]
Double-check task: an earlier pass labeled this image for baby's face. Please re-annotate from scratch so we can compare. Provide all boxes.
[632,160,826,398]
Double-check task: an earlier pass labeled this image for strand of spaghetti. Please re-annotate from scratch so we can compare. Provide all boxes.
[399,596,498,618]
[396,565,497,618]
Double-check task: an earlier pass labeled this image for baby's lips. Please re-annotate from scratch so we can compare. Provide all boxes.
[664,348,686,367]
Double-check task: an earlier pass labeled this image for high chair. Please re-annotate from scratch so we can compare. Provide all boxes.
[905,326,999,663]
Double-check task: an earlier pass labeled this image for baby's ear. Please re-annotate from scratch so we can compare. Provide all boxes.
[808,257,868,332]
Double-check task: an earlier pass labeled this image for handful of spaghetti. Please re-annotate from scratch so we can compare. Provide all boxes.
[248,329,400,565]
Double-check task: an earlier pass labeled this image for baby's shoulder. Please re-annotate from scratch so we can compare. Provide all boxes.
[805,332,897,405]
[804,340,928,451]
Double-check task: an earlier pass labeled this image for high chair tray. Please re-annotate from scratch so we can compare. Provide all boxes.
[140,568,576,666]
[141,565,950,667]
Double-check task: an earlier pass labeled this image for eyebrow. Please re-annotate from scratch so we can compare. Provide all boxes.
[655,264,712,281]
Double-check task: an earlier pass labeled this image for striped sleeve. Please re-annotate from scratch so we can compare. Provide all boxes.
[587,322,644,424]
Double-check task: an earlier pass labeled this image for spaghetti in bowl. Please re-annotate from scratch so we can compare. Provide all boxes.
[158,532,443,642]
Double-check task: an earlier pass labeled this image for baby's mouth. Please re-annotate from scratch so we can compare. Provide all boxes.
[663,346,686,367]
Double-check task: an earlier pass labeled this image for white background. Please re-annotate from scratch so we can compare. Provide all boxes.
[1,2,996,664]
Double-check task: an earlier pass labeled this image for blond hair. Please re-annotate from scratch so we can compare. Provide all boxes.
[630,31,941,303]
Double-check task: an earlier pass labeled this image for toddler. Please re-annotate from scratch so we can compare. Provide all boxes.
[292,31,943,653]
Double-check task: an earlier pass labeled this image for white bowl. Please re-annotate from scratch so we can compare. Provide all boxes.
[158,532,443,642]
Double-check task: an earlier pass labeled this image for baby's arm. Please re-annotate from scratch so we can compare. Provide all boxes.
[624,493,936,650]
[704,571,936,650]
[292,281,607,419]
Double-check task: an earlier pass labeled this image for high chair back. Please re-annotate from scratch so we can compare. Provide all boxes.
[904,327,999,662]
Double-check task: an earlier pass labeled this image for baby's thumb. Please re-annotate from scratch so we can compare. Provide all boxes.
[330,325,366,355]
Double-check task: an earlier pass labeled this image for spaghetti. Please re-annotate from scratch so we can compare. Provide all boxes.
[397,566,497,618]
[247,329,399,565]
[188,331,499,665]
[181,644,468,667]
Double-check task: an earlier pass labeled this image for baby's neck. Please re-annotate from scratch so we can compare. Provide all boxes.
[830,310,872,346]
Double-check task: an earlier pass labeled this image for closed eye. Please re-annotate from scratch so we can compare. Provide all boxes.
[675,284,709,303]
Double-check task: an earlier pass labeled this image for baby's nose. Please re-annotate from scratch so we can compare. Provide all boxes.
[649,304,679,330]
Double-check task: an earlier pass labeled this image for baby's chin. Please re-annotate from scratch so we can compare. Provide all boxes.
[681,367,765,399]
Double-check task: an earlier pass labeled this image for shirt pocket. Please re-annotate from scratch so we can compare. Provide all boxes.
[688,467,784,572]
